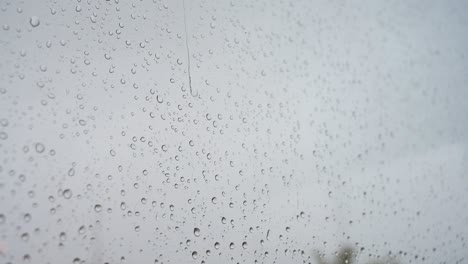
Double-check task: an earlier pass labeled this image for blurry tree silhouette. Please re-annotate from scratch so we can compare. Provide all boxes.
[315,244,399,264]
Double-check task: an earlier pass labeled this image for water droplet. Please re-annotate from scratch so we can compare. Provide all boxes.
[59,232,67,241]
[193,227,200,237]
[191,251,198,259]
[63,189,72,199]
[78,225,86,234]
[21,232,30,241]
[29,16,40,27]
[156,95,164,103]
[23,213,31,222]
[35,143,45,153]
[0,118,8,127]
[0,131,7,140]
[94,204,102,212]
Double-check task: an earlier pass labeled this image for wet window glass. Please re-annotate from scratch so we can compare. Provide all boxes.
[1,0,467,263]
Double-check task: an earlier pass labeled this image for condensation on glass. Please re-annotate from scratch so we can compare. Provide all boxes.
[1,0,467,263]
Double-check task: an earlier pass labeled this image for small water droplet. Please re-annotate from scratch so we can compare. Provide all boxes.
[156,95,164,103]
[193,227,200,237]
[35,143,45,153]
[63,189,73,199]
[94,204,102,212]
[21,232,30,241]
[78,225,86,234]
[0,131,7,140]
[29,16,40,27]
[23,213,31,222]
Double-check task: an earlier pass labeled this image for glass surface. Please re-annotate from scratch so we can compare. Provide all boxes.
[1,0,467,263]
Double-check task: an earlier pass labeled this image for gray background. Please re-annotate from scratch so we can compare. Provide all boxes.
[1,0,467,263]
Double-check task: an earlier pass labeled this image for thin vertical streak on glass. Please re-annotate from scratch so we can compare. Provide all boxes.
[182,0,197,97]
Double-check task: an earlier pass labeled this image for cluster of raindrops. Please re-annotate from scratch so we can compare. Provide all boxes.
[1,0,468,264]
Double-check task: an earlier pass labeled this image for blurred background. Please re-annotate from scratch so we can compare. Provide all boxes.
[1,0,467,263]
